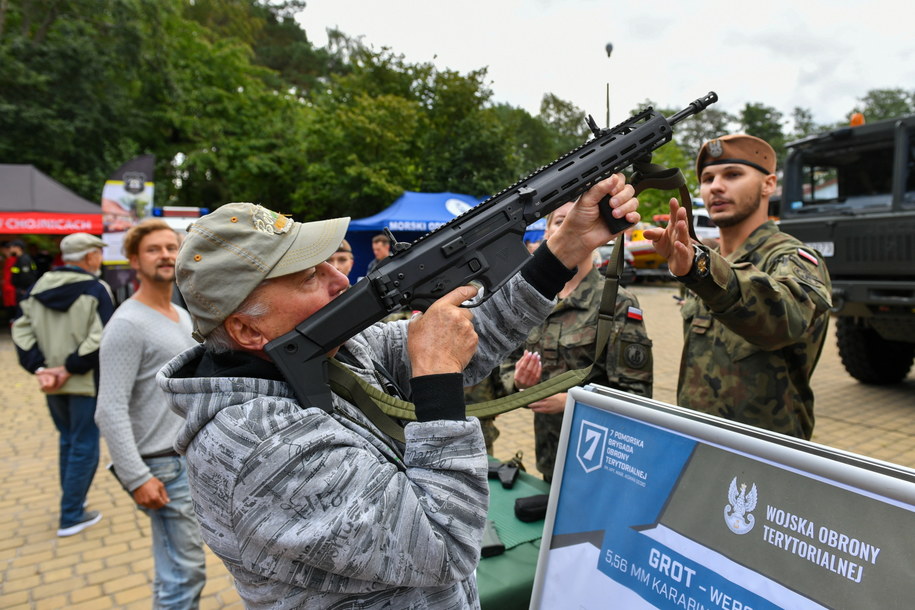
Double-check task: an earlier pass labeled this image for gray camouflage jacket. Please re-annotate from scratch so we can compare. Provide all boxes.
[157,272,555,609]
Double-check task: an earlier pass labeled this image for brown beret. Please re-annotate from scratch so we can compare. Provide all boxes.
[696,134,776,177]
[336,238,352,253]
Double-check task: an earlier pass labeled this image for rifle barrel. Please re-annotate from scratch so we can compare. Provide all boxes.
[669,91,718,126]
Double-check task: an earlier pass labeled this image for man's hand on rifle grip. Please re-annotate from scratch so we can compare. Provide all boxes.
[546,173,639,269]
[408,284,480,377]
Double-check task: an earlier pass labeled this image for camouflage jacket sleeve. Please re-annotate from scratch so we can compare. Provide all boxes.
[684,227,832,351]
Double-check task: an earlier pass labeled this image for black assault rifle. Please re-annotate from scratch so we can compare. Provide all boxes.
[265,92,719,412]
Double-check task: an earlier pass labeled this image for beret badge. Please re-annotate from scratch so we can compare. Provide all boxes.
[708,139,724,158]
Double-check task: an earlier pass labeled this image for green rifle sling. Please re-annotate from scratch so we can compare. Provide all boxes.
[630,159,697,241]
[327,359,408,443]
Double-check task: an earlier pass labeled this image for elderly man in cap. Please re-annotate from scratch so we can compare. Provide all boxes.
[12,232,114,536]
[645,135,831,439]
[157,175,638,608]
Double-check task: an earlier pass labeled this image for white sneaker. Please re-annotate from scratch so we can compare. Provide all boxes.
[57,511,102,537]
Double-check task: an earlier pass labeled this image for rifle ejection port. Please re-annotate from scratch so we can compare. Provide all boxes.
[442,236,466,256]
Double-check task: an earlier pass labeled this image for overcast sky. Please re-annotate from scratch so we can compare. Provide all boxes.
[295,0,915,130]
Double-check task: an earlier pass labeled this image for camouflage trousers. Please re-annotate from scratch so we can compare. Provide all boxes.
[479,417,500,455]
[533,411,563,483]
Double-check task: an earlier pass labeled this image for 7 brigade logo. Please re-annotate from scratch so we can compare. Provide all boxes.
[577,420,608,473]
[724,476,758,535]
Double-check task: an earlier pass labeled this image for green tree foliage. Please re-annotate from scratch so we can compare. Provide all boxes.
[294,92,426,220]
[2,0,909,227]
[674,107,736,158]
[0,0,309,210]
[738,102,786,168]
[788,106,823,141]
[414,66,518,196]
[249,4,339,92]
[0,0,150,197]
[288,39,524,217]
[851,88,915,122]
[490,103,557,178]
[539,93,591,154]
[146,22,308,209]
[0,1,576,219]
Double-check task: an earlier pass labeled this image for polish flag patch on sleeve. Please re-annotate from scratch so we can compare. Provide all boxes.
[797,248,819,266]
[627,306,643,321]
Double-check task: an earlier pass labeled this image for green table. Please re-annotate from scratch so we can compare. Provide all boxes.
[477,462,551,610]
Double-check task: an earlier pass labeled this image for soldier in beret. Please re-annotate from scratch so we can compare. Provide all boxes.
[645,134,832,439]
[327,238,355,279]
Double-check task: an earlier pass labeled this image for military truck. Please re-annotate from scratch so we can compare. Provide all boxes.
[778,114,915,384]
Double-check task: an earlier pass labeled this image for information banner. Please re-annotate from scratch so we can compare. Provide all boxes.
[101,154,155,264]
[531,387,915,609]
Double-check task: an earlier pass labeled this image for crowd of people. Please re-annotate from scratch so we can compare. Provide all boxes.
[8,133,832,608]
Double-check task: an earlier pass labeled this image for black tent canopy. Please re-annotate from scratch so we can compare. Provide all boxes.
[0,164,102,234]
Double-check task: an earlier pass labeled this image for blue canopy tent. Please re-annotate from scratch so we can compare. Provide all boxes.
[524,217,547,245]
[345,190,547,283]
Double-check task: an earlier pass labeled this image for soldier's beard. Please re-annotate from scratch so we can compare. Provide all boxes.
[710,183,763,228]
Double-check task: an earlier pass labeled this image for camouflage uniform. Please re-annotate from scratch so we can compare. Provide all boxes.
[677,221,832,439]
[504,268,654,481]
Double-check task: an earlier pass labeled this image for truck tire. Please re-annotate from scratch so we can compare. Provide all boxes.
[836,317,915,384]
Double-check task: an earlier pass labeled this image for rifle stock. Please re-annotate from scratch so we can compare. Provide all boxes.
[265,92,718,412]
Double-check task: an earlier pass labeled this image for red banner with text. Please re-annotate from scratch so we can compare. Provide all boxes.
[0,212,103,234]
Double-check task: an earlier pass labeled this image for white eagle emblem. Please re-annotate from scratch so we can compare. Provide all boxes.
[724,477,757,535]
[708,139,724,157]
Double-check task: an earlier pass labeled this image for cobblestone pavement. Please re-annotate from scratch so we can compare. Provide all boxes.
[2,282,913,608]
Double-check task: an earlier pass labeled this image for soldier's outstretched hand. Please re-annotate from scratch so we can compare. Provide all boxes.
[643,197,695,276]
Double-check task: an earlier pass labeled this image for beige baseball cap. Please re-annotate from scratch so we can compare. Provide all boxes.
[176,202,349,342]
[60,232,106,256]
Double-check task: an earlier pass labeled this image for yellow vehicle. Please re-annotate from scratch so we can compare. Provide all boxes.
[625,222,666,270]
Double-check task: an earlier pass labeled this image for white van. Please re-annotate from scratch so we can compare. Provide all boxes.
[692,207,720,242]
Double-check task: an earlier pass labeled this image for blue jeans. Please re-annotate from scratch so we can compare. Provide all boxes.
[46,394,100,528]
[140,456,206,609]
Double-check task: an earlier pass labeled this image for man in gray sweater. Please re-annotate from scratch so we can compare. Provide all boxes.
[157,175,638,608]
[96,219,206,608]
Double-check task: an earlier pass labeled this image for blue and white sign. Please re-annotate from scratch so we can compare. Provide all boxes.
[531,387,915,609]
